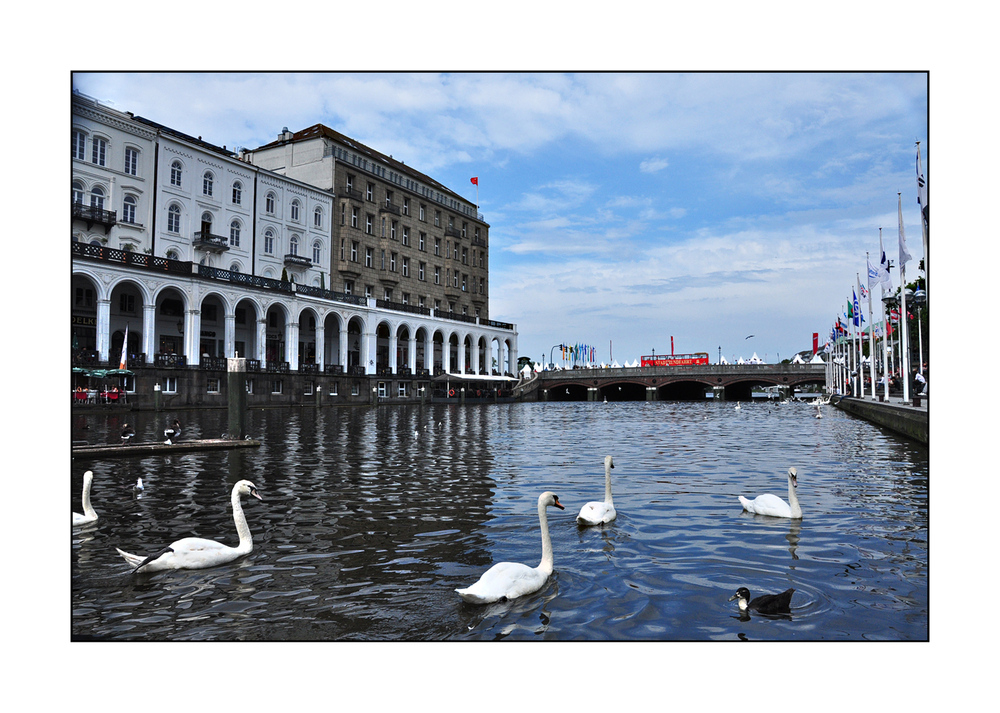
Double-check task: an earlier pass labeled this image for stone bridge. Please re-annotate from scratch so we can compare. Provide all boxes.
[514,363,826,401]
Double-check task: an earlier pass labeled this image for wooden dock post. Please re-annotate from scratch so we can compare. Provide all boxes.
[227,357,247,439]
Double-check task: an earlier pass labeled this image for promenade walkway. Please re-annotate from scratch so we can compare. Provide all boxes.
[831,392,928,445]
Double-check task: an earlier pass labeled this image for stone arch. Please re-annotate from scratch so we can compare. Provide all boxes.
[153,286,188,358]
[264,300,291,365]
[296,305,322,368]
[233,297,261,361]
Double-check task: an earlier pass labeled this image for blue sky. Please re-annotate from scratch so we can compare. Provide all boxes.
[72,71,927,365]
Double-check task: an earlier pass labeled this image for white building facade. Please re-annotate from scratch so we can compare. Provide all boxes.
[71,92,518,387]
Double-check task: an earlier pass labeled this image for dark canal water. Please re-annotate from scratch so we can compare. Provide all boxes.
[70,399,928,641]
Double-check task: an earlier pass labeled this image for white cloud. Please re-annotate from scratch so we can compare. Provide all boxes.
[640,157,669,173]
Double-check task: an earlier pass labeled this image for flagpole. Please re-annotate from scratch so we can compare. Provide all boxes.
[865,259,875,399]
[898,193,911,404]
[917,141,928,302]
[856,276,864,398]
[851,299,859,396]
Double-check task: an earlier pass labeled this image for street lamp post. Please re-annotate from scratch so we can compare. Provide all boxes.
[912,288,926,375]
[882,293,899,400]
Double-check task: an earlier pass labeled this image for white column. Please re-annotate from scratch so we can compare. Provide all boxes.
[364,325,377,375]
[287,321,300,370]
[316,321,325,370]
[339,321,349,371]
[225,312,236,358]
[388,330,398,374]
[142,303,156,363]
[96,298,111,363]
[186,309,201,365]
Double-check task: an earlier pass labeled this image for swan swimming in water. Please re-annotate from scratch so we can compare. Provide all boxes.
[456,491,565,604]
[577,456,617,526]
[73,470,98,526]
[729,586,795,614]
[739,467,802,519]
[121,423,135,444]
[115,480,262,573]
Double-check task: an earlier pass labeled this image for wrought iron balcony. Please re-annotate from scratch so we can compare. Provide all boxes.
[283,253,312,268]
[444,226,462,238]
[341,187,364,202]
[379,202,401,215]
[72,202,117,233]
[193,231,230,253]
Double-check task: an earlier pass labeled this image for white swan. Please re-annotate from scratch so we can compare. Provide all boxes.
[734,402,742,411]
[456,491,565,604]
[739,467,802,519]
[115,479,262,573]
[73,470,98,526]
[577,455,616,526]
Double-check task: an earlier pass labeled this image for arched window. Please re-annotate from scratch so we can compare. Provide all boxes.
[229,220,241,247]
[167,204,181,233]
[264,228,275,254]
[232,180,242,205]
[122,195,137,224]
[265,192,276,215]
[72,181,85,205]
[170,161,182,187]
[230,262,241,273]
[166,248,181,260]
[90,185,105,210]
[314,206,323,228]
[312,241,322,264]
[291,199,301,222]
[203,171,214,197]
[289,235,299,256]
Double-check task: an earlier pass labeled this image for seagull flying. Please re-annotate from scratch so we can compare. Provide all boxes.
[745,335,755,339]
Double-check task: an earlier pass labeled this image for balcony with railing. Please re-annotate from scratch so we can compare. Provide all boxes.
[72,202,117,233]
[341,187,364,202]
[444,225,462,238]
[283,253,312,268]
[379,201,401,216]
[193,231,230,253]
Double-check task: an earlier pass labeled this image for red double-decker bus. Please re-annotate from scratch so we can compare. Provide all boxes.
[640,352,710,367]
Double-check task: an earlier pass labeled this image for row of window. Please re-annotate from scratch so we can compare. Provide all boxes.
[72,130,327,232]
[72,181,143,225]
[341,177,481,241]
[340,235,485,269]
[72,129,141,176]
[169,161,325,228]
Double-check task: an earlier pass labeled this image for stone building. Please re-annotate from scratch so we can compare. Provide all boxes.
[246,125,491,321]
[70,91,518,407]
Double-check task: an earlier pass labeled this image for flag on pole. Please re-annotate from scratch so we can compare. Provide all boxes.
[916,144,928,224]
[852,289,860,326]
[877,226,892,293]
[867,256,879,290]
[470,177,478,186]
[119,324,128,370]
[859,282,868,300]
[898,193,912,266]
